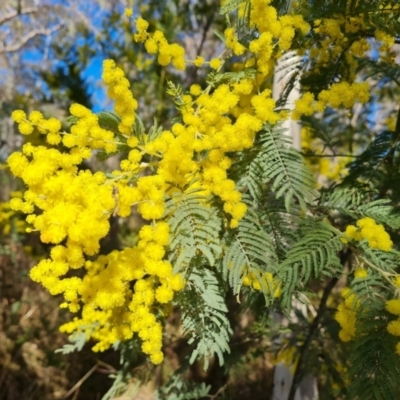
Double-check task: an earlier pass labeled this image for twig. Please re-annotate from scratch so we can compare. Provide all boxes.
[301,153,358,158]
[61,363,98,399]
[359,256,398,289]
[207,382,228,399]
[0,7,39,26]
[287,277,339,400]
[0,23,64,54]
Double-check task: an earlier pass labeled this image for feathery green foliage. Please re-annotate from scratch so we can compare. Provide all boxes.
[157,374,211,400]
[165,186,222,273]
[346,302,400,400]
[249,124,317,211]
[222,208,276,300]
[179,267,232,370]
[276,220,343,308]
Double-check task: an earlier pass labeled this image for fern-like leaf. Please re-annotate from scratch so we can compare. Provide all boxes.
[346,301,400,400]
[179,267,232,370]
[55,328,91,354]
[222,208,277,299]
[322,187,400,229]
[249,124,317,211]
[277,219,343,308]
[165,186,222,273]
[157,373,211,400]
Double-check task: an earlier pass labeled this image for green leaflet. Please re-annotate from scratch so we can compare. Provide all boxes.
[358,242,400,275]
[342,130,397,188]
[179,267,232,370]
[55,323,98,354]
[97,110,121,132]
[248,124,317,211]
[248,194,301,260]
[156,374,211,400]
[323,187,400,229]
[276,219,343,308]
[206,68,256,87]
[165,186,222,274]
[346,301,400,400]
[222,208,277,300]
[219,0,246,15]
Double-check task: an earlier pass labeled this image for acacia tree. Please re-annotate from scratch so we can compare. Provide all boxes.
[4,0,400,399]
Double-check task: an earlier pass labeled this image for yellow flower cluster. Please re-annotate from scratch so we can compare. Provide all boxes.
[193,56,205,67]
[121,4,315,230]
[335,288,358,342]
[210,58,222,70]
[11,109,62,144]
[353,268,368,278]
[134,17,185,70]
[310,14,395,73]
[144,79,281,227]
[249,0,309,53]
[102,59,138,135]
[66,103,118,153]
[343,217,393,252]
[133,17,149,42]
[273,344,299,374]
[386,299,400,356]
[57,222,184,364]
[11,85,133,154]
[242,271,282,298]
[7,123,185,365]
[225,27,246,55]
[312,16,369,64]
[293,81,370,119]
[8,144,111,251]
[246,0,309,77]
[8,48,268,361]
[375,29,395,55]
[0,193,26,235]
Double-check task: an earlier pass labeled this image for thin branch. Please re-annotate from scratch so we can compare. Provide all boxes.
[301,152,359,158]
[207,382,228,399]
[61,363,98,399]
[0,7,39,26]
[359,256,398,290]
[0,23,64,54]
[71,7,102,38]
[287,276,339,400]
[197,13,215,57]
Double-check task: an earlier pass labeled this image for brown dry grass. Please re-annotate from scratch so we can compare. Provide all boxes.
[0,239,120,400]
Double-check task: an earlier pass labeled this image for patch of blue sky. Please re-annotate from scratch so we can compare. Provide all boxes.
[81,55,110,112]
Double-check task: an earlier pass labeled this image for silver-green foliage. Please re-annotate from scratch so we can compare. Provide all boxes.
[346,301,400,400]
[222,208,277,300]
[157,374,211,400]
[179,267,232,370]
[245,124,318,210]
[165,186,222,273]
[323,187,400,229]
[276,219,344,307]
